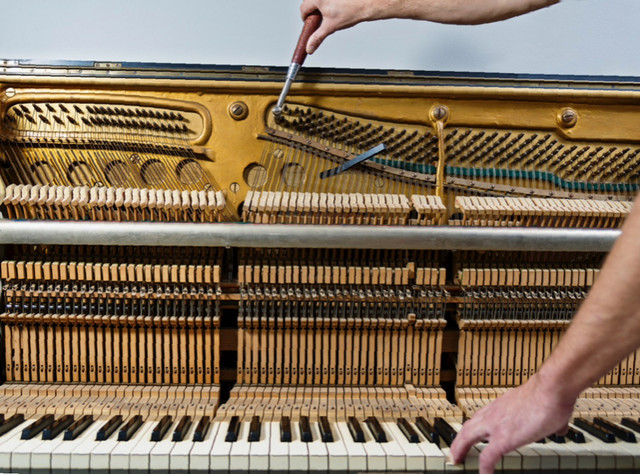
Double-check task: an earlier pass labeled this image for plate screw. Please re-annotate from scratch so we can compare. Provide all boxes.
[229,101,248,120]
[558,108,577,128]
[430,105,449,122]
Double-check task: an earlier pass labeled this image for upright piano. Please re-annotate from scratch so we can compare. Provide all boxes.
[0,59,637,472]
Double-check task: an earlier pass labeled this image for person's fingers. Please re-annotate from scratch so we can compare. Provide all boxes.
[477,442,503,474]
[556,423,570,436]
[449,419,490,465]
[300,0,320,20]
[306,23,333,54]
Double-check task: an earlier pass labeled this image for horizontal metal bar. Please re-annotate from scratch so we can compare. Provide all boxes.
[0,220,619,252]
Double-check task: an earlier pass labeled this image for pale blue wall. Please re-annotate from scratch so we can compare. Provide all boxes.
[1,0,638,76]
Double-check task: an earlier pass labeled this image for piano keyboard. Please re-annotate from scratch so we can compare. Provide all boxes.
[0,413,640,472]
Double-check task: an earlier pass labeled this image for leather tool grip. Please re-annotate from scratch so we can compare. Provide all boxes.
[291,10,322,65]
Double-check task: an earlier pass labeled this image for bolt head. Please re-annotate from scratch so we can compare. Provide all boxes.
[558,108,577,128]
[430,105,449,122]
[228,101,248,120]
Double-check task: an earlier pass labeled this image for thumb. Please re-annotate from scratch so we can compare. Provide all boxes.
[306,24,333,54]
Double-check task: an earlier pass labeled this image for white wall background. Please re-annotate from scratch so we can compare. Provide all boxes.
[1,0,639,76]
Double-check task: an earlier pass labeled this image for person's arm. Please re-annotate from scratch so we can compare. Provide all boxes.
[450,198,640,473]
[300,0,559,53]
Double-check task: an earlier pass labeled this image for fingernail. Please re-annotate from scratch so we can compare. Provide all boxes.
[445,455,454,466]
[307,45,315,54]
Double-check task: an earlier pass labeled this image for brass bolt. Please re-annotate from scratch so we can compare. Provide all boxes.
[5,88,15,98]
[229,182,240,193]
[558,108,577,128]
[228,101,248,121]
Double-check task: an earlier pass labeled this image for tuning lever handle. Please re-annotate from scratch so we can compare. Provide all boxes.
[292,10,322,65]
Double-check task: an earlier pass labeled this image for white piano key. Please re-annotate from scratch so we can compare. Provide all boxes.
[580,428,633,472]
[52,420,102,472]
[360,418,388,472]
[307,419,329,471]
[31,427,67,473]
[288,418,309,473]
[528,441,560,472]
[335,421,367,472]
[514,444,541,472]
[268,421,289,472]
[90,420,124,474]
[12,420,53,473]
[109,421,155,473]
[228,420,250,472]
[501,449,523,471]
[189,419,222,473]
[384,421,427,471]
[169,419,196,474]
[0,419,30,473]
[209,420,234,474]
[555,434,596,472]
[379,421,407,471]
[413,427,446,473]
[538,437,578,472]
[248,418,270,471]
[148,418,177,473]
[323,420,349,472]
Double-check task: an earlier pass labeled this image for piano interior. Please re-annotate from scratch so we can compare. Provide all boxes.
[0,60,639,471]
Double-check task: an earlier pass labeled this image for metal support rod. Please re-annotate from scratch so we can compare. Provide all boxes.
[0,220,619,252]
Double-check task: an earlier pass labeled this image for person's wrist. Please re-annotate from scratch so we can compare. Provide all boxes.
[534,364,580,411]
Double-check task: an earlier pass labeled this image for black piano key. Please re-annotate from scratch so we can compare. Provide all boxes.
[319,416,333,443]
[594,417,636,443]
[97,415,123,441]
[621,417,640,435]
[248,415,261,442]
[172,415,191,442]
[365,416,387,443]
[151,415,173,442]
[0,414,24,437]
[64,414,93,441]
[574,418,615,443]
[43,415,74,440]
[415,417,439,444]
[300,416,313,442]
[397,418,419,443]
[434,417,457,446]
[193,416,210,442]
[548,433,566,444]
[347,417,365,443]
[22,414,55,440]
[118,415,143,441]
[280,416,292,443]
[566,427,586,444]
[226,416,240,442]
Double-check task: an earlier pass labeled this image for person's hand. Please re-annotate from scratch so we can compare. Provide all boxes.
[300,0,384,54]
[450,373,575,474]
